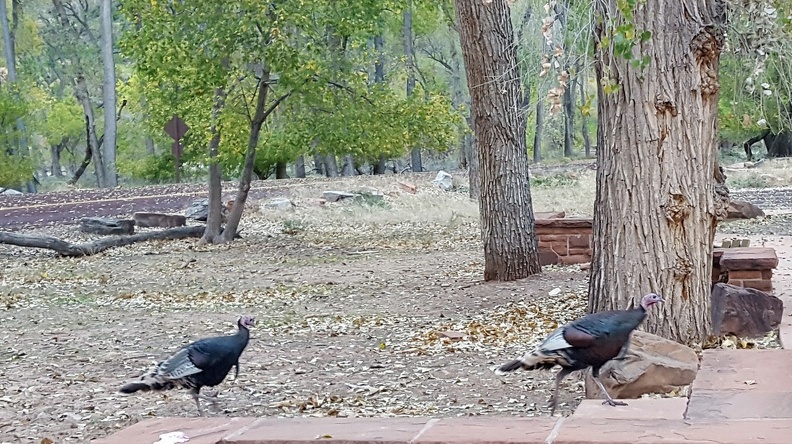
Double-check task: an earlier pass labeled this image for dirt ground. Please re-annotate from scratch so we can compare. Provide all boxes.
[1,169,784,444]
[0,176,594,444]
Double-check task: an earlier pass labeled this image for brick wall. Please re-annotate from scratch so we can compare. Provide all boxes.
[536,216,778,293]
[535,218,593,266]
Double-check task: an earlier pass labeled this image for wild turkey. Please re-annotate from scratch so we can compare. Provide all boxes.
[120,315,255,415]
[494,293,664,415]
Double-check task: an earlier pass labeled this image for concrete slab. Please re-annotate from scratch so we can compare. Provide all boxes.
[226,417,431,444]
[92,417,256,444]
[413,417,559,443]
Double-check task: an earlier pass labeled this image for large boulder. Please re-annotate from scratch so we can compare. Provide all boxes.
[726,200,765,220]
[584,330,699,400]
[711,283,783,337]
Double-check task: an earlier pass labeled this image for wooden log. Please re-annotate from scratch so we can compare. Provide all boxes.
[80,217,135,235]
[133,212,187,228]
[0,226,206,257]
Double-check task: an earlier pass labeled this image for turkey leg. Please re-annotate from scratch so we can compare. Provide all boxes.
[591,367,627,407]
[550,368,573,416]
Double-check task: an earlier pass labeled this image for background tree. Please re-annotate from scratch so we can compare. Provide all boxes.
[455,0,542,281]
[99,0,117,187]
[588,0,729,344]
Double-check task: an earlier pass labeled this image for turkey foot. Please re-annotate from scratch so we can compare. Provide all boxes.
[602,399,628,407]
[592,375,627,408]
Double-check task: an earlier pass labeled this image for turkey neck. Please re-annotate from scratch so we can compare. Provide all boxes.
[235,323,251,350]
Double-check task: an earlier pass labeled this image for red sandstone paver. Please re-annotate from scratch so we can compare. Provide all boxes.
[571,398,687,420]
[553,418,792,444]
[92,417,256,444]
[690,349,792,393]
[686,391,792,420]
[226,417,430,443]
[412,417,559,443]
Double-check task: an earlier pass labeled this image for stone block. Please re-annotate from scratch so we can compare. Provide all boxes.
[568,234,590,248]
[719,247,778,270]
[560,254,590,265]
[711,283,782,337]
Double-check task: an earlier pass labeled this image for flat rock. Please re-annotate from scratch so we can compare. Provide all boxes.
[585,330,698,399]
[133,212,187,228]
[727,200,765,219]
[0,188,22,195]
[322,190,357,202]
[184,198,228,222]
[261,197,295,211]
[711,283,783,337]
[719,247,779,270]
[79,217,135,236]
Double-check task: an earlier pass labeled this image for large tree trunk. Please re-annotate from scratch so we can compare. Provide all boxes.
[275,162,289,179]
[404,1,422,172]
[589,0,725,344]
[201,88,227,244]
[324,154,339,177]
[467,115,480,200]
[455,0,541,281]
[51,140,64,177]
[100,0,117,187]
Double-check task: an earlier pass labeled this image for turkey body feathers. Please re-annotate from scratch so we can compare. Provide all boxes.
[493,293,663,415]
[119,316,254,415]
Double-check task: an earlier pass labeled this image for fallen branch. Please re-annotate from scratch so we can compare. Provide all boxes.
[0,226,205,257]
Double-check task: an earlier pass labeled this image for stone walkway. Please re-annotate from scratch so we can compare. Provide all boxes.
[95,236,792,444]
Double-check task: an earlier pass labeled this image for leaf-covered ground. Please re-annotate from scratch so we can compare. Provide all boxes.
[0,173,784,443]
[0,179,596,443]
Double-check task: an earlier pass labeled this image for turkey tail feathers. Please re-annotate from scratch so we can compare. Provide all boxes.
[119,376,174,394]
[493,351,564,375]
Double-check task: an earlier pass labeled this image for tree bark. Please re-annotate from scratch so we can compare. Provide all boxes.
[275,161,289,179]
[51,140,64,177]
[100,0,117,187]
[467,115,480,200]
[404,1,422,172]
[201,88,227,244]
[323,154,339,177]
[589,0,725,344]
[341,154,356,176]
[455,0,541,281]
[313,152,325,176]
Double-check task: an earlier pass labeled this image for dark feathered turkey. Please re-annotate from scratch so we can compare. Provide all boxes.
[494,293,664,415]
[120,315,255,415]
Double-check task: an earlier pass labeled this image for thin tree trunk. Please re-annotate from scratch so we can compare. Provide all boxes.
[579,71,592,157]
[404,1,422,172]
[220,76,290,243]
[275,162,288,179]
[563,69,574,157]
[68,117,93,185]
[372,35,387,175]
[455,0,541,281]
[533,100,544,163]
[51,141,64,177]
[201,88,227,244]
[324,154,339,177]
[313,152,325,176]
[341,154,355,176]
[74,74,106,187]
[100,0,117,187]
[373,156,387,175]
[145,136,156,155]
[295,155,306,178]
[589,0,726,344]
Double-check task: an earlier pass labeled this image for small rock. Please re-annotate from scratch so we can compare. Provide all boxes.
[398,181,418,194]
[580,262,591,271]
[711,283,783,337]
[548,288,562,296]
[185,199,210,221]
[726,200,765,220]
[438,331,466,341]
[262,197,295,211]
[357,186,380,194]
[432,171,454,191]
[585,330,699,399]
[322,191,357,202]
[0,187,22,195]
[184,198,228,222]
